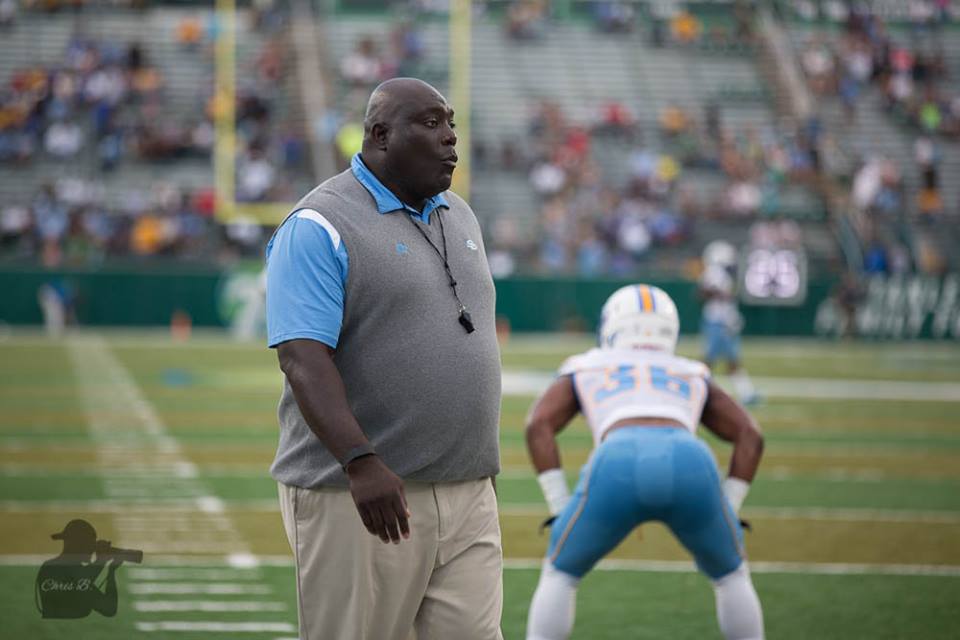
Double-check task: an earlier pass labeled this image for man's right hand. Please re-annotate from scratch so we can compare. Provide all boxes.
[345,455,410,544]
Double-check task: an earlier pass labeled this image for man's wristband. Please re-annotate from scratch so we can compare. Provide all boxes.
[341,443,377,472]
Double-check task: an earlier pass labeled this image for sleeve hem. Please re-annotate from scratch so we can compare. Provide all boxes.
[268,330,339,350]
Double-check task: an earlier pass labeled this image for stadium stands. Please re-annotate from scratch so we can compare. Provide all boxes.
[0,4,312,262]
[3,0,955,277]
[321,4,834,277]
[779,0,960,273]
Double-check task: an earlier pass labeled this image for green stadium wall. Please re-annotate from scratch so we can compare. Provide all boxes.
[2,267,957,339]
[0,265,827,336]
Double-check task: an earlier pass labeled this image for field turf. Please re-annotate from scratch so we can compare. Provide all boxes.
[1,331,959,638]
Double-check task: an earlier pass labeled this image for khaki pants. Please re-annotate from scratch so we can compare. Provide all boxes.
[278,478,503,640]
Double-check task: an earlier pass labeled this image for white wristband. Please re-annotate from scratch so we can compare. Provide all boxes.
[537,468,571,516]
[723,477,750,514]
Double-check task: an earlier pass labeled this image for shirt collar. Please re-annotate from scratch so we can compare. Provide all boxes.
[351,153,450,223]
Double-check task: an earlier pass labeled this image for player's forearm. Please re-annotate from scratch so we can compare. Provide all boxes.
[727,428,764,483]
[525,422,563,474]
[527,423,570,516]
[278,342,371,464]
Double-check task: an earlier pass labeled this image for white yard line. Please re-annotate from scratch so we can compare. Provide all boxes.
[502,558,960,577]
[502,369,960,401]
[128,567,264,581]
[135,621,297,633]
[3,462,957,482]
[495,467,950,483]
[63,336,287,631]
[4,497,958,523]
[65,336,252,556]
[2,553,955,577]
[497,504,960,523]
[0,554,295,566]
[0,498,281,512]
[134,601,287,612]
[129,583,273,595]
[500,503,960,524]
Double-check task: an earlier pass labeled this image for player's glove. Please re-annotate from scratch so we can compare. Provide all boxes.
[539,515,558,535]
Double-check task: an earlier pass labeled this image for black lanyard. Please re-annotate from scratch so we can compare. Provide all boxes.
[405,211,475,333]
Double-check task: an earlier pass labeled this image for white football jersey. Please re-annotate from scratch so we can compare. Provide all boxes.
[559,347,711,444]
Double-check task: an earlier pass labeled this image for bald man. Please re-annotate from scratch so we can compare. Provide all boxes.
[265,78,504,639]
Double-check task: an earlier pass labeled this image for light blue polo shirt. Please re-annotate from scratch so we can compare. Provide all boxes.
[265,154,449,349]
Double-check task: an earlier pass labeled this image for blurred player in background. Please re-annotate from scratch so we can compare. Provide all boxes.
[525,284,765,640]
[700,241,759,405]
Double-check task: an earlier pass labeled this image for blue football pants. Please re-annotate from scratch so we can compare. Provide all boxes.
[547,426,745,580]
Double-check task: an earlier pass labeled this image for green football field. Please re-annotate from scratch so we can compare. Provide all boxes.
[1,331,959,639]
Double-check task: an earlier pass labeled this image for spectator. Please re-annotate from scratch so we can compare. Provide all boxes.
[506,0,547,41]
[176,16,204,51]
[659,104,692,138]
[670,9,702,44]
[594,2,634,34]
[334,119,363,166]
[592,101,638,140]
[863,241,888,274]
[237,145,276,202]
[45,120,83,158]
[340,38,383,86]
[917,185,944,220]
[800,37,836,94]
[0,0,17,28]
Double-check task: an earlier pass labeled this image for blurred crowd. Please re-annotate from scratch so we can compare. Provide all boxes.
[503,0,757,50]
[792,0,958,276]
[472,96,824,277]
[0,2,310,265]
[798,0,959,137]
[2,0,956,280]
[327,19,432,167]
[0,36,210,167]
[0,177,274,266]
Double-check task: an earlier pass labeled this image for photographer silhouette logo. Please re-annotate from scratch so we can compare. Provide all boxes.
[35,519,143,619]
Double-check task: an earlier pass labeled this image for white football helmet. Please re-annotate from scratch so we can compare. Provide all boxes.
[702,240,738,269]
[598,284,680,353]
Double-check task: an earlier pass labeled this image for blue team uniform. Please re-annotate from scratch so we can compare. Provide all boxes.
[545,348,745,580]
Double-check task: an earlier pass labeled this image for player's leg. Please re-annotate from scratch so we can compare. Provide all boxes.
[713,562,764,640]
[526,433,652,640]
[526,560,579,640]
[278,482,436,640]
[665,437,764,640]
[413,478,503,640]
[724,331,758,405]
[701,318,722,369]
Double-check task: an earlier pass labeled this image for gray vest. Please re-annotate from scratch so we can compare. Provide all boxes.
[270,170,502,488]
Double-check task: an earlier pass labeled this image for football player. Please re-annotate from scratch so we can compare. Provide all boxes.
[700,241,759,405]
[525,284,765,640]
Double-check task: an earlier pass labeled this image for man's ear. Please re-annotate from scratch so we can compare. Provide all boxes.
[371,122,390,151]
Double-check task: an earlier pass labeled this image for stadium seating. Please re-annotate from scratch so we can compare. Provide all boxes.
[321,9,834,275]
[781,8,960,272]
[0,6,312,209]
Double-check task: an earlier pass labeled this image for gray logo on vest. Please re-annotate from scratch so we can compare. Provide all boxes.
[465,239,478,251]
